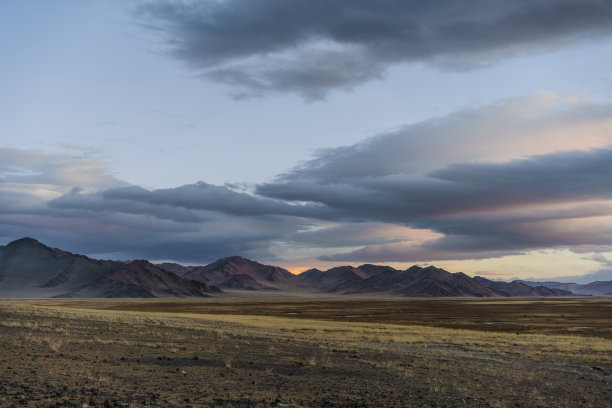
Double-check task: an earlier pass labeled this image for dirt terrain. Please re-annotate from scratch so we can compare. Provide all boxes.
[1,297,611,407]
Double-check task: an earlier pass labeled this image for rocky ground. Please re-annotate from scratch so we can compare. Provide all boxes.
[0,299,611,407]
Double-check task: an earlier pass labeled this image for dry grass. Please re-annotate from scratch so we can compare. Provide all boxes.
[116,310,610,362]
[0,298,611,407]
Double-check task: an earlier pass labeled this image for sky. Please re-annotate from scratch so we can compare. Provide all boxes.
[2,0,612,282]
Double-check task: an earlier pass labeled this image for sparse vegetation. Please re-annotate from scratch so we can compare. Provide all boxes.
[224,357,233,369]
[0,298,610,407]
[45,337,63,353]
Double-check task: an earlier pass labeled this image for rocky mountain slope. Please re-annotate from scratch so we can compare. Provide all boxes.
[474,277,572,297]
[289,265,496,296]
[177,256,295,290]
[516,280,612,296]
[3,237,610,298]
[282,264,575,297]
[0,238,217,298]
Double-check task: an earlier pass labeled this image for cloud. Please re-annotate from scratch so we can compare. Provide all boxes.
[207,49,385,101]
[141,0,612,98]
[286,222,442,249]
[266,93,612,183]
[0,148,318,263]
[2,94,612,268]
[259,94,612,219]
[0,211,297,263]
[322,212,612,263]
[256,94,612,261]
[0,147,124,198]
[260,148,612,261]
[48,182,334,222]
[319,241,524,263]
[427,148,612,211]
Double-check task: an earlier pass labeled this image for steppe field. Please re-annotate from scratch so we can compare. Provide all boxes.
[1,297,611,408]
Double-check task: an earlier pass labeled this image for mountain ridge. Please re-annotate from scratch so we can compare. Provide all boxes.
[473,276,572,297]
[0,238,218,298]
[515,279,612,296]
[179,255,295,289]
[1,238,609,298]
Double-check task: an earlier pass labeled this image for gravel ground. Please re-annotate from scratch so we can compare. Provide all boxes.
[0,300,611,407]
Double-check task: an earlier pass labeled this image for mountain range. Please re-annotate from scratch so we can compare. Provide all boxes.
[0,237,607,298]
[160,256,295,290]
[0,238,218,298]
[515,280,612,296]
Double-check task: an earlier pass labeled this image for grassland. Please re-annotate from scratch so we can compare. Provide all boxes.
[0,297,611,407]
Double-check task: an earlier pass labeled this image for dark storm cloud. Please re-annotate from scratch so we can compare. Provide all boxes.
[430,149,612,204]
[259,149,612,222]
[0,148,320,263]
[208,51,385,100]
[0,211,292,263]
[101,182,309,216]
[142,0,612,98]
[4,146,612,263]
[3,94,612,264]
[319,210,612,263]
[42,182,330,262]
[258,147,612,261]
[49,182,331,220]
[38,96,612,263]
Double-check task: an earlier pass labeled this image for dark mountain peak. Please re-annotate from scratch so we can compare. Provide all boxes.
[0,240,218,298]
[215,255,253,266]
[403,265,446,273]
[399,265,452,280]
[156,262,189,275]
[7,237,46,247]
[205,255,274,273]
[292,265,369,292]
[326,265,361,273]
[323,266,369,280]
[344,264,498,297]
[293,268,323,283]
[125,259,155,268]
[183,255,294,289]
[97,260,216,297]
[4,237,72,257]
[357,264,396,277]
[5,237,57,252]
[300,268,322,275]
[1,239,593,298]
[423,265,445,272]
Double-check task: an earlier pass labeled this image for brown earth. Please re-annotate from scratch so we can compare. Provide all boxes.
[1,297,611,407]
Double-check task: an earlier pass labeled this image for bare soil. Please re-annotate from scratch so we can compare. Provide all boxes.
[1,297,611,407]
